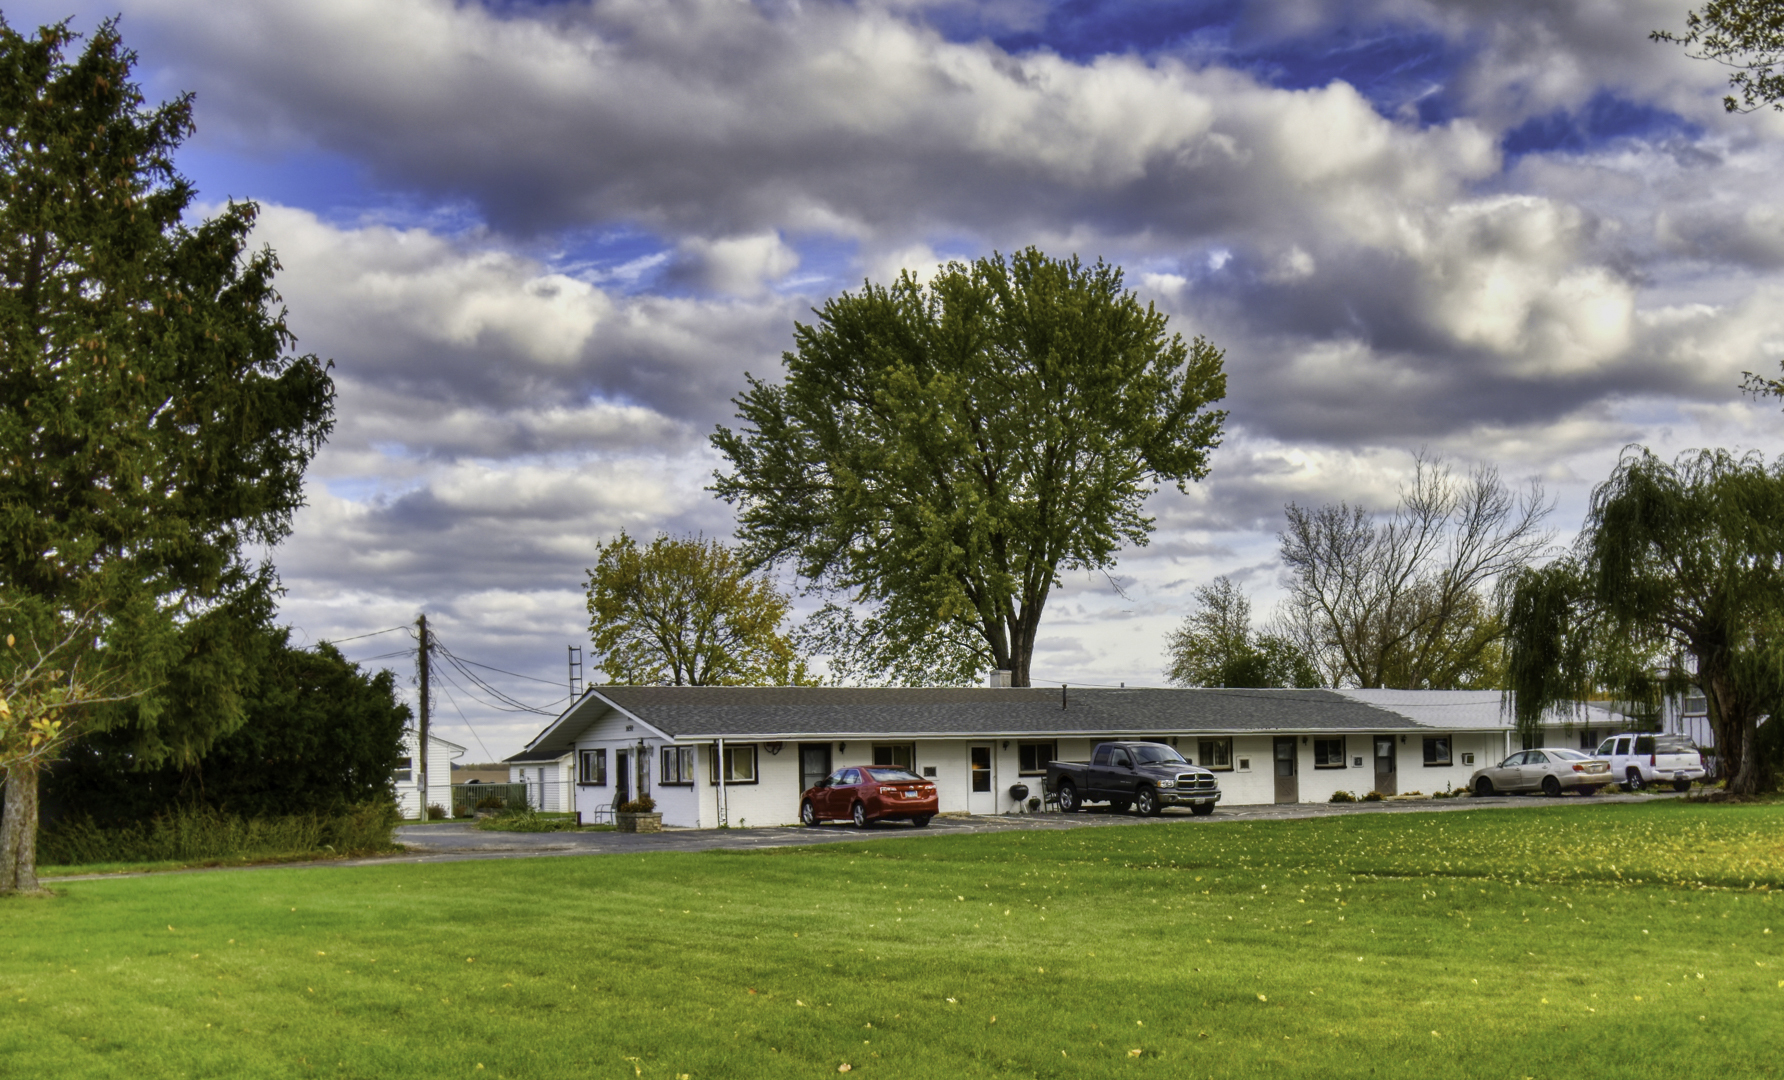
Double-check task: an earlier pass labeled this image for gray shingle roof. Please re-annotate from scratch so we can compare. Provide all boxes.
[571,685,1434,739]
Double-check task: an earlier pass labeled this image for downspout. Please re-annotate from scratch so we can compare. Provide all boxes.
[717,737,728,827]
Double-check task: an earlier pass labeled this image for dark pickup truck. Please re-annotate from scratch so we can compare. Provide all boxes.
[1047,741,1222,816]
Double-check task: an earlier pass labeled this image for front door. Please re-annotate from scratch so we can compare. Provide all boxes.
[614,749,631,806]
[1373,737,1397,796]
[799,743,832,799]
[967,745,995,814]
[1273,737,1299,804]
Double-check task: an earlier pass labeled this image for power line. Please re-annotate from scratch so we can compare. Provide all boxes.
[434,681,496,762]
[428,633,568,715]
[320,625,411,645]
[355,648,416,662]
[448,654,567,687]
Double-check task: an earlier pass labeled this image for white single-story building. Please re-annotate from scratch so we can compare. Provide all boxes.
[510,684,1639,829]
[504,748,574,812]
[394,731,464,819]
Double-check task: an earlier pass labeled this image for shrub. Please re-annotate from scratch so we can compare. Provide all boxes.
[39,801,401,867]
[1363,790,1384,802]
[1329,790,1357,803]
[426,803,448,820]
[476,808,576,833]
[617,796,657,814]
[475,795,506,811]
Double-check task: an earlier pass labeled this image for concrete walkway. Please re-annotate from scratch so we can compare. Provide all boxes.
[43,789,1677,882]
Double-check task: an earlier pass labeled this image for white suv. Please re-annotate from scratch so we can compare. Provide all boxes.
[1594,733,1706,792]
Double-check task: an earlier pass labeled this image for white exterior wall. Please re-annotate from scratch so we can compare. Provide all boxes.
[570,705,661,823]
[698,742,806,827]
[507,756,573,812]
[565,716,1528,826]
[395,733,461,819]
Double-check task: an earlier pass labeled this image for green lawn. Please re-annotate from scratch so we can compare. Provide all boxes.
[4,801,1781,1079]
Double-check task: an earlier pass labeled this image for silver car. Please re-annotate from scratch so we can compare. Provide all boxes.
[1470,748,1615,797]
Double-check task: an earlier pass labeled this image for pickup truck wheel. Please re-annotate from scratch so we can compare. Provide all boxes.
[800,800,818,826]
[1109,800,1131,814]
[1673,779,1692,793]
[1056,782,1080,813]
[1135,786,1161,817]
[852,801,869,828]
[1624,768,1645,792]
[1541,775,1561,797]
[1474,776,1494,797]
[1190,802,1215,817]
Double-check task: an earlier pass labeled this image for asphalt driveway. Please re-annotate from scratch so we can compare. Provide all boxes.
[386,788,1676,861]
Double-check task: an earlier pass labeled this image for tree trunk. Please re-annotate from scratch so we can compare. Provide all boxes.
[1701,666,1767,795]
[0,763,47,896]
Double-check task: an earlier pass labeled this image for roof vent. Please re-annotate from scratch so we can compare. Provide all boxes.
[987,669,1012,688]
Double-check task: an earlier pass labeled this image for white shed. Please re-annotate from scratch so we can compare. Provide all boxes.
[394,732,464,819]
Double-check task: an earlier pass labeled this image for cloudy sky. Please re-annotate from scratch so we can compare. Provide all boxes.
[18,0,1784,759]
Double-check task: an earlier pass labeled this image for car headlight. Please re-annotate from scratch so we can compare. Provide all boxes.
[1157,779,1175,789]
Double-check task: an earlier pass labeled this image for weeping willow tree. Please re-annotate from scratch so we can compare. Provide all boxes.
[1504,448,1784,796]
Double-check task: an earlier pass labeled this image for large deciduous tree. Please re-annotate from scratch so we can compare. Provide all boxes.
[712,248,1227,687]
[1277,456,1549,690]
[0,19,334,894]
[585,531,814,686]
[1164,576,1320,689]
[1654,1,1784,112]
[1505,448,1784,796]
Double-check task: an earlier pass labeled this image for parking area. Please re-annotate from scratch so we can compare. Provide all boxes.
[386,788,1677,862]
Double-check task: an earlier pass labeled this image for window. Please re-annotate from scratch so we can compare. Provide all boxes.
[1577,728,1599,751]
[1197,738,1233,771]
[578,748,607,786]
[1018,741,1057,775]
[1110,747,1133,769]
[1133,744,1185,765]
[661,746,696,785]
[1314,738,1346,769]
[872,743,915,770]
[1634,735,1656,755]
[866,767,922,782]
[1423,737,1452,766]
[710,744,758,784]
[392,756,413,783]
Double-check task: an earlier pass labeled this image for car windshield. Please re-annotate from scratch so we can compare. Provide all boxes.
[1550,749,1590,760]
[1132,745,1186,765]
[866,768,922,782]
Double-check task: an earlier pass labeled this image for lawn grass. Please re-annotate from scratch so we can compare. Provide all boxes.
[3,800,1780,1079]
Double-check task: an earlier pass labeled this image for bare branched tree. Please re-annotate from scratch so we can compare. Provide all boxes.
[1277,456,1552,689]
[0,608,139,895]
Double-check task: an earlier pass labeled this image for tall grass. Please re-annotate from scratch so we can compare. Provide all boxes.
[39,801,400,867]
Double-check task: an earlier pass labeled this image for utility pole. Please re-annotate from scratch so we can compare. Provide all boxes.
[417,613,431,818]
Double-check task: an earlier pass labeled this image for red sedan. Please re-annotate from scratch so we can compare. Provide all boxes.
[800,766,937,827]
